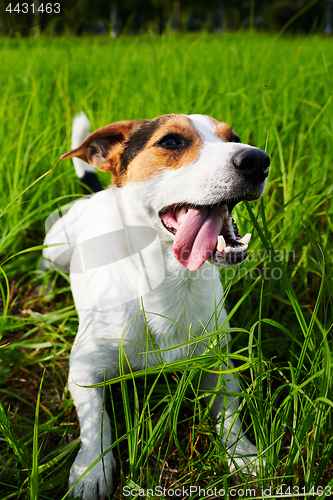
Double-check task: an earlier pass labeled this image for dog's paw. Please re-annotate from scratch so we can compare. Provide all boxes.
[68,448,116,500]
[229,453,266,477]
[227,439,265,477]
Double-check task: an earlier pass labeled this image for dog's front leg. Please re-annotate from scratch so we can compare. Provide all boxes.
[201,366,260,475]
[68,353,116,500]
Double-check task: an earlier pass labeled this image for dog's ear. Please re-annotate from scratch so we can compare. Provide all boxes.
[60,120,136,179]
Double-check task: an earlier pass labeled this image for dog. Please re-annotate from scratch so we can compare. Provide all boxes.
[43,112,269,499]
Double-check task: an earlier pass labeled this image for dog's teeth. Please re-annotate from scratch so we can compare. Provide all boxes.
[217,235,226,252]
[239,233,252,245]
[177,207,187,223]
[221,203,228,215]
[224,244,248,254]
[226,214,233,226]
[236,244,248,252]
[221,203,229,219]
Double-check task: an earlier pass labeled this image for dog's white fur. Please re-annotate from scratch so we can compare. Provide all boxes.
[43,113,267,499]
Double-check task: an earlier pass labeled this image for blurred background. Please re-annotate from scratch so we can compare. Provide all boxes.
[2,0,333,36]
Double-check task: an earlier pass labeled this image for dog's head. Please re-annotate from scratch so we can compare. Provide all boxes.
[61,114,269,272]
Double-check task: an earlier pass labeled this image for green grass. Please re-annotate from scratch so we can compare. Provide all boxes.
[0,31,332,499]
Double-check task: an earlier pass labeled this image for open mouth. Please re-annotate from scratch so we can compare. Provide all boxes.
[159,199,251,271]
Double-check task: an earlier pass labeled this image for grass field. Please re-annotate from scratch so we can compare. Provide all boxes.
[0,31,332,499]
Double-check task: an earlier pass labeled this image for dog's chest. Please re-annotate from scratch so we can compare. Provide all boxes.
[84,263,226,371]
[135,264,226,363]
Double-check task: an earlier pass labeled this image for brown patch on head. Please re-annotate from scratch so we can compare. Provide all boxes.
[214,121,233,142]
[60,120,139,185]
[208,117,241,143]
[121,115,202,184]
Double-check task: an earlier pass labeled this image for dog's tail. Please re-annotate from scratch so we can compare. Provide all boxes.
[71,112,103,193]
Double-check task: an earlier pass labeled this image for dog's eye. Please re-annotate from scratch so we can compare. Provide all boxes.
[156,134,184,149]
[230,133,241,143]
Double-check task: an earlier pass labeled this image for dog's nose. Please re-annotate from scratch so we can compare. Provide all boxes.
[232,148,270,183]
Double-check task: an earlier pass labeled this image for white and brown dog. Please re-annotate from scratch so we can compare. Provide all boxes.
[43,112,269,499]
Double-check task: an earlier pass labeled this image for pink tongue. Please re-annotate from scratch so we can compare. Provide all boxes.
[170,207,223,271]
